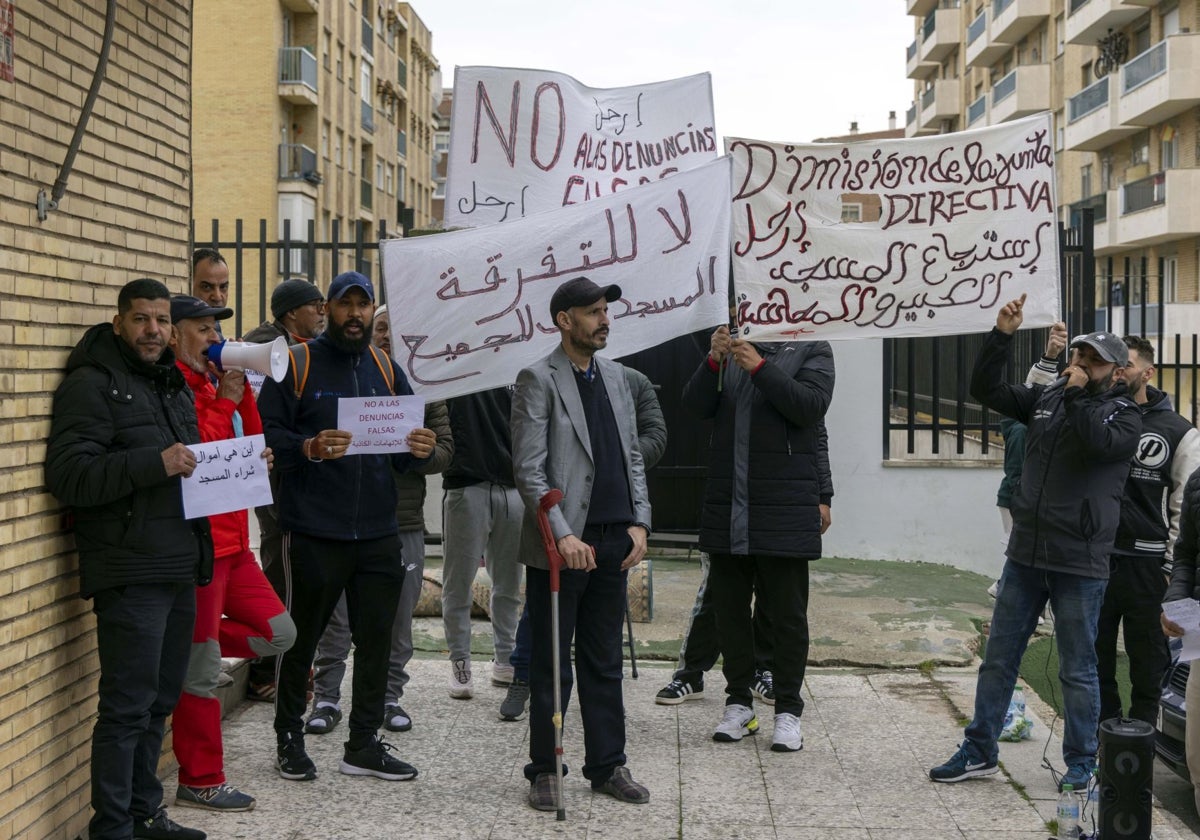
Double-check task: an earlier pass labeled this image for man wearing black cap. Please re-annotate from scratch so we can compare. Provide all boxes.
[258,271,436,784]
[511,276,652,810]
[46,279,209,840]
[931,293,1143,793]
[166,296,295,814]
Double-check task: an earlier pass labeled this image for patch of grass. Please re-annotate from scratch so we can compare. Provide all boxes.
[917,660,937,677]
[1000,764,1032,803]
[815,556,995,608]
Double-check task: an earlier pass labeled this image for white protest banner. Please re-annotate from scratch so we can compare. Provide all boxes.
[181,434,272,520]
[445,66,716,228]
[337,395,425,455]
[729,113,1060,341]
[383,157,732,401]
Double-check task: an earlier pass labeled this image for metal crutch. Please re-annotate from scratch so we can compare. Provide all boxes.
[535,489,568,821]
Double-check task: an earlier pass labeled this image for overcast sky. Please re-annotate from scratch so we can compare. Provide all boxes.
[416,1,916,144]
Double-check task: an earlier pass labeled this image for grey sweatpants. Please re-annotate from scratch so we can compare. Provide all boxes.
[441,482,524,665]
[311,529,424,706]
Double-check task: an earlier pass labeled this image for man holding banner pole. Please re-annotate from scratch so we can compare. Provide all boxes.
[930,294,1141,792]
[511,276,653,811]
[258,271,435,784]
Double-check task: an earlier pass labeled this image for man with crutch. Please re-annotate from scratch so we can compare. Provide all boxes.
[511,276,653,812]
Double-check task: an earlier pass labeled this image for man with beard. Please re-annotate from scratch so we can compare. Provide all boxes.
[930,293,1142,793]
[258,271,436,783]
[46,279,208,840]
[511,276,652,810]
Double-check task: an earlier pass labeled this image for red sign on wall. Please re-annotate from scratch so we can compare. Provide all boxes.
[0,1,13,83]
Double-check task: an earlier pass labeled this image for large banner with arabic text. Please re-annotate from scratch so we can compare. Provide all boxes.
[445,66,717,228]
[729,113,1059,341]
[384,157,732,400]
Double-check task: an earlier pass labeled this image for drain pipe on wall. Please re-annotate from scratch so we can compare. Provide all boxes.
[37,0,117,222]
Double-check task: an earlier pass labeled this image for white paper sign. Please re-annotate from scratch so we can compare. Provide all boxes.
[244,370,266,398]
[445,66,716,227]
[337,395,425,454]
[1163,598,1200,663]
[383,158,732,400]
[728,113,1060,341]
[181,434,272,520]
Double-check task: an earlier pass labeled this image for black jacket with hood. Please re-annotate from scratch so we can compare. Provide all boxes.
[45,323,210,598]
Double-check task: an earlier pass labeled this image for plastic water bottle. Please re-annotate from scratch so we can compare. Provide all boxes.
[1056,784,1081,839]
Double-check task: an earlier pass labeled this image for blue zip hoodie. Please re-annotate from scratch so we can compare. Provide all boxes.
[258,333,425,541]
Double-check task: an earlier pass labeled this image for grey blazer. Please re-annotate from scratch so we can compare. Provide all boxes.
[511,344,652,570]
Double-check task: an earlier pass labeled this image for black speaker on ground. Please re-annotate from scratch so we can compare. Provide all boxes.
[1097,717,1155,840]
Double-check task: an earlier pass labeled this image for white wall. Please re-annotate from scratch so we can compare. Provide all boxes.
[821,338,1008,578]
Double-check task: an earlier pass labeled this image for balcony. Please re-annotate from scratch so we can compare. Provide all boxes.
[908,0,938,16]
[361,100,375,134]
[990,64,1051,122]
[1064,76,1139,150]
[1065,0,1146,46]
[1119,169,1200,248]
[965,10,1010,69]
[278,144,322,184]
[1118,34,1200,126]
[967,93,989,126]
[919,6,962,64]
[360,178,374,212]
[1069,192,1116,252]
[918,78,961,132]
[397,129,407,158]
[991,0,1051,45]
[279,0,318,12]
[361,16,374,58]
[907,38,937,79]
[278,47,317,106]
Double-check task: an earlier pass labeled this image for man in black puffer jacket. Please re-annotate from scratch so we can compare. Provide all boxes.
[683,325,835,754]
[46,278,209,840]
[930,293,1142,794]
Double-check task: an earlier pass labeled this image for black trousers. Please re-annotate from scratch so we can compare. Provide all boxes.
[675,555,773,682]
[90,582,195,840]
[274,532,404,743]
[525,524,629,786]
[1095,554,1171,725]
[710,553,810,718]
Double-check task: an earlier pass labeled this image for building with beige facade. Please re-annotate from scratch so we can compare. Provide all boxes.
[192,0,441,327]
[906,0,1200,343]
[0,2,195,837]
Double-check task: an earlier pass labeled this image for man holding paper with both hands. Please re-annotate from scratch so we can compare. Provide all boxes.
[257,270,436,785]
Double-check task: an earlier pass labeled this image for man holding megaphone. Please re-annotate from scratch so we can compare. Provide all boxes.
[166,295,296,814]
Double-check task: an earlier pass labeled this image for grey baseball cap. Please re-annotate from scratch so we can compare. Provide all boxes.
[1069,331,1129,367]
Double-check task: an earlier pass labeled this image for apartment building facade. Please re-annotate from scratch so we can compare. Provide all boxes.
[192,0,441,325]
[906,0,1200,346]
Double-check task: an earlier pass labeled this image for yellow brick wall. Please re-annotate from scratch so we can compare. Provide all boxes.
[0,2,192,838]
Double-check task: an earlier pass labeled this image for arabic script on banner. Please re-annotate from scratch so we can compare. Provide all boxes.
[729,113,1060,341]
[445,66,716,227]
[383,158,732,400]
[181,434,272,520]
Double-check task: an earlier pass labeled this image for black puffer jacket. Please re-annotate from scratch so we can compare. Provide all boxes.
[394,399,453,532]
[971,328,1142,578]
[1166,469,1200,603]
[45,324,208,598]
[683,341,835,559]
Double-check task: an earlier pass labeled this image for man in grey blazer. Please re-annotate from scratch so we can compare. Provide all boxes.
[511,276,653,811]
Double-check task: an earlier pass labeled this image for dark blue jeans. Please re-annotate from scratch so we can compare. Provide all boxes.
[90,582,195,840]
[966,559,1107,768]
[524,524,629,786]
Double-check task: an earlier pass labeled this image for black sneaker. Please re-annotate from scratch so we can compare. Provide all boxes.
[132,808,206,839]
[499,679,530,721]
[655,676,704,706]
[276,732,317,781]
[175,782,255,812]
[751,669,775,706]
[304,704,343,735]
[339,735,418,781]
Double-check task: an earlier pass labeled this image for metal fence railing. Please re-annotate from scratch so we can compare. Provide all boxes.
[1124,40,1166,94]
[1124,172,1165,214]
[279,47,317,91]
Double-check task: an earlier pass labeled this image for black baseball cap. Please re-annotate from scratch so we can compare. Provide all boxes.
[170,294,233,323]
[1069,331,1128,367]
[549,276,621,319]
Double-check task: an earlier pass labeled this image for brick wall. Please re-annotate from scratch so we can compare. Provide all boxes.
[0,2,192,838]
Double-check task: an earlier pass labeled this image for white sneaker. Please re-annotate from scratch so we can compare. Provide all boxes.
[712,704,758,742]
[771,713,803,752]
[492,662,515,686]
[449,658,473,699]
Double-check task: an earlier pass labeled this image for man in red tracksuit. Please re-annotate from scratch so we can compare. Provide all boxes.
[168,295,297,812]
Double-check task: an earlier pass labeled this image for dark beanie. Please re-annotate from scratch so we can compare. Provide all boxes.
[271,279,323,320]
